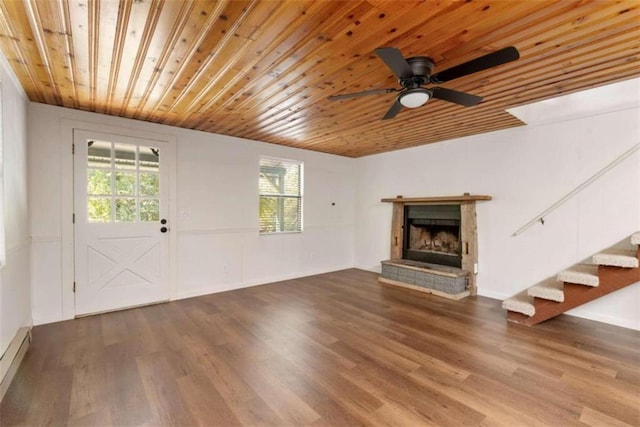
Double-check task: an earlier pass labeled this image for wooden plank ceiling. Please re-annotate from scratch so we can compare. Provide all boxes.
[0,0,638,157]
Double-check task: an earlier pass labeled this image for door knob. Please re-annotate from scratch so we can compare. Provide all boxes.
[160,226,168,233]
[161,219,167,224]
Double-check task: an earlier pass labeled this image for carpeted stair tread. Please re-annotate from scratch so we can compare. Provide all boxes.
[557,264,599,287]
[592,249,639,268]
[502,292,535,317]
[528,278,564,302]
[506,231,640,326]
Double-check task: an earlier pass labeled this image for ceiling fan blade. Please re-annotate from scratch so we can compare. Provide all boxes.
[382,99,403,120]
[431,87,483,107]
[375,47,413,79]
[328,88,397,101]
[431,46,520,83]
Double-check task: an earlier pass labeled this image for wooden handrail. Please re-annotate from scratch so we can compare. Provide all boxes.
[512,143,640,237]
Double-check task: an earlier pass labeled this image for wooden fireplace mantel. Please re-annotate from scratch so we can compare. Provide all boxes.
[382,194,491,296]
[381,194,492,203]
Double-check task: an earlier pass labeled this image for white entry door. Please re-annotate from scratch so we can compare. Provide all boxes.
[74,129,170,315]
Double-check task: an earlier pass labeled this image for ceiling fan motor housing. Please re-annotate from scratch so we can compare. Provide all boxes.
[400,56,435,88]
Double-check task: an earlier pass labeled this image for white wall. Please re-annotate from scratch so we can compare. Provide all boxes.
[0,55,30,354]
[355,95,640,329]
[29,103,356,324]
[176,135,355,299]
[27,78,640,330]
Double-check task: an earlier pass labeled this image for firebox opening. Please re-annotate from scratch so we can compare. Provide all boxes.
[403,205,462,268]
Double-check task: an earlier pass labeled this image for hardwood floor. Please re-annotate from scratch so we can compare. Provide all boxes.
[2,269,639,426]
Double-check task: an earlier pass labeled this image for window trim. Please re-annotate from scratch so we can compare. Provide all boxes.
[258,156,303,235]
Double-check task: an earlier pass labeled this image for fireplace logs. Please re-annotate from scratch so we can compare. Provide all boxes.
[409,225,460,254]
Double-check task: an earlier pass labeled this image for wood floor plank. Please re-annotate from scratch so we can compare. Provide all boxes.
[230,357,322,425]
[342,364,487,426]
[2,269,639,426]
[67,407,113,427]
[409,366,544,427]
[175,374,242,427]
[580,406,636,427]
[103,350,152,426]
[498,339,619,380]
[374,402,442,427]
[18,365,74,426]
[179,334,286,426]
[616,366,640,387]
[560,373,640,425]
[261,355,365,427]
[67,343,110,421]
[263,339,385,424]
[135,352,199,426]
[461,373,585,426]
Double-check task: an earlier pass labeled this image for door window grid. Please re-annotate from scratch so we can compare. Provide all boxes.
[86,140,160,223]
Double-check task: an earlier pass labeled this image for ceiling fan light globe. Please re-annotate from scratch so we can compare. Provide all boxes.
[399,88,431,108]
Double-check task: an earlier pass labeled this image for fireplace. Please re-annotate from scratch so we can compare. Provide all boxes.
[403,204,462,268]
[381,194,490,297]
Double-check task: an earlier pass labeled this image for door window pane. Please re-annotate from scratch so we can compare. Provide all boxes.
[139,173,159,197]
[115,198,137,222]
[88,141,111,168]
[140,147,159,171]
[115,171,136,196]
[114,143,137,170]
[87,169,111,195]
[88,197,111,223]
[140,199,160,222]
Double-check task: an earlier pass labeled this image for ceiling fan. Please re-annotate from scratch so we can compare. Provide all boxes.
[328,46,520,120]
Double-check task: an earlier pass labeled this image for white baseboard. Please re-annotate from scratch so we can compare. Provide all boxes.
[476,289,510,300]
[566,308,640,331]
[0,326,32,401]
[175,265,354,301]
[354,264,381,273]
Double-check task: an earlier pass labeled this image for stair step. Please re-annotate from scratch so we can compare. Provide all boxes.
[528,278,564,302]
[592,249,639,268]
[505,232,640,326]
[557,264,599,287]
[502,293,535,317]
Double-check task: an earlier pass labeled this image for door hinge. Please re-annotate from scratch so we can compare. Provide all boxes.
[72,143,75,154]
[73,281,76,293]
[72,213,75,224]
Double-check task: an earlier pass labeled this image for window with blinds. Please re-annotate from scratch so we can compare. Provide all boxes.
[259,157,303,233]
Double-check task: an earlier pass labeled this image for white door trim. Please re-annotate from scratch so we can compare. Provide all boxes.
[60,119,178,320]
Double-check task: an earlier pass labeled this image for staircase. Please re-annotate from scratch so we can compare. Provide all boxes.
[503,232,640,326]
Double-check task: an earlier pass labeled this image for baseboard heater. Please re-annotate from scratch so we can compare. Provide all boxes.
[0,326,32,401]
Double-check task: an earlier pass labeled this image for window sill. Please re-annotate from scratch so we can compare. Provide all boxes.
[259,230,303,236]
